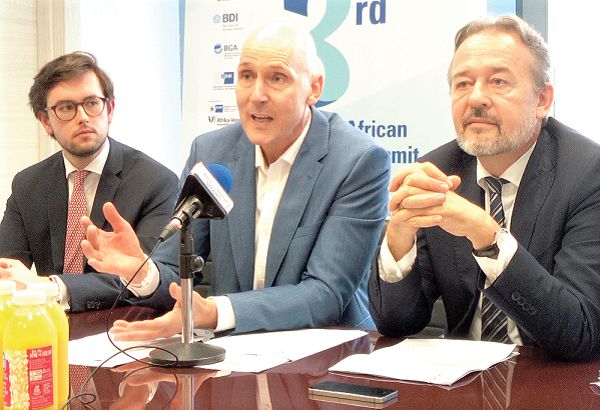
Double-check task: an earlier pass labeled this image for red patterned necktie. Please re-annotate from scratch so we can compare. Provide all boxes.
[63,170,90,274]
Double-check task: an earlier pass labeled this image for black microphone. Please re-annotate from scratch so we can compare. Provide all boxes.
[159,162,233,241]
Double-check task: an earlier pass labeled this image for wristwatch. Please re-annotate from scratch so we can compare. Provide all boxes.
[472,228,509,259]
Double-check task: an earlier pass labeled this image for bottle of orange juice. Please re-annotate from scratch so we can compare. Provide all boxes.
[0,280,17,410]
[3,290,57,410]
[28,283,69,408]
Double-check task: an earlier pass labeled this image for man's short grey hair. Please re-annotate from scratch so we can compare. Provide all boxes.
[448,15,551,92]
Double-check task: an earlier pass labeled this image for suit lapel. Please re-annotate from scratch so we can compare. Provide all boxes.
[227,136,257,291]
[48,156,69,272]
[264,109,327,287]
[90,138,122,230]
[510,129,556,250]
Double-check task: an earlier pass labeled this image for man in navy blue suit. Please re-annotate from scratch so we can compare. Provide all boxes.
[82,23,390,338]
[0,52,178,312]
[370,15,600,361]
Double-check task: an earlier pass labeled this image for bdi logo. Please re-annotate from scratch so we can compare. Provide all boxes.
[222,13,238,23]
[221,72,234,84]
[213,13,238,24]
[284,0,387,107]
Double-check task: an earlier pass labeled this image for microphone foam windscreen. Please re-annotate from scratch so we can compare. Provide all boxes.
[207,163,233,193]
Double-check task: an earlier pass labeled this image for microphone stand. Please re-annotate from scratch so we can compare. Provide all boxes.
[149,222,225,367]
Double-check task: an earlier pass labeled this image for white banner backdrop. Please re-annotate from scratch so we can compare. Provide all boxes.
[181,0,486,173]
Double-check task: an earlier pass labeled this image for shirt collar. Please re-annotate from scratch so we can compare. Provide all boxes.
[476,140,537,189]
[63,138,110,178]
[255,110,312,172]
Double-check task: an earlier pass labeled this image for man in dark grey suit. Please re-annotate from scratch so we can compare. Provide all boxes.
[369,15,600,361]
[0,52,178,312]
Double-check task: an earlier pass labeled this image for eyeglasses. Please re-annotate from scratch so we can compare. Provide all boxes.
[44,96,109,121]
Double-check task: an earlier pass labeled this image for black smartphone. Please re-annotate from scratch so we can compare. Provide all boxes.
[308,381,397,404]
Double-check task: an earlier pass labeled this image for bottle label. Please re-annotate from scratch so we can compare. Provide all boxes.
[3,352,10,407]
[3,346,54,409]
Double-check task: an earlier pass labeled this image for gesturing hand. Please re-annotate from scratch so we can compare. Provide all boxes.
[81,202,147,282]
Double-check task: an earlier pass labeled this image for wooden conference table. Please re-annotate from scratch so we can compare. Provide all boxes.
[67,306,600,409]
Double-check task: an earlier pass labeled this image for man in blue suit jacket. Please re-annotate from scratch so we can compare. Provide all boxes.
[369,15,600,361]
[82,23,390,337]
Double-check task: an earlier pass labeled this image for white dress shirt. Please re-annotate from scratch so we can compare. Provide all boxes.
[211,117,310,331]
[378,142,537,344]
[144,114,312,332]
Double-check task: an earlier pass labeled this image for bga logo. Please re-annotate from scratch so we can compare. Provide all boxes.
[221,72,234,84]
[284,0,387,107]
[214,43,239,58]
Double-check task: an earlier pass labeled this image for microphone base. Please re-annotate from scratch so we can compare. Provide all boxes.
[149,341,225,367]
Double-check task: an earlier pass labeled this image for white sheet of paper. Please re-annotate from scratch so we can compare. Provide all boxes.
[69,328,367,372]
[201,328,366,373]
[329,338,517,386]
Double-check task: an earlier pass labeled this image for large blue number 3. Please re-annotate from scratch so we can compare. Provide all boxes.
[284,0,351,107]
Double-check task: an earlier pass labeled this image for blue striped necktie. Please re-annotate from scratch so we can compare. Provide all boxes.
[481,176,509,343]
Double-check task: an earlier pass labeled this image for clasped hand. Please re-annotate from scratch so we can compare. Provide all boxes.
[387,162,495,259]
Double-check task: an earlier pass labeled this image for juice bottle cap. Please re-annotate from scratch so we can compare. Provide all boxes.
[0,280,16,295]
[28,282,59,298]
[12,289,46,306]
